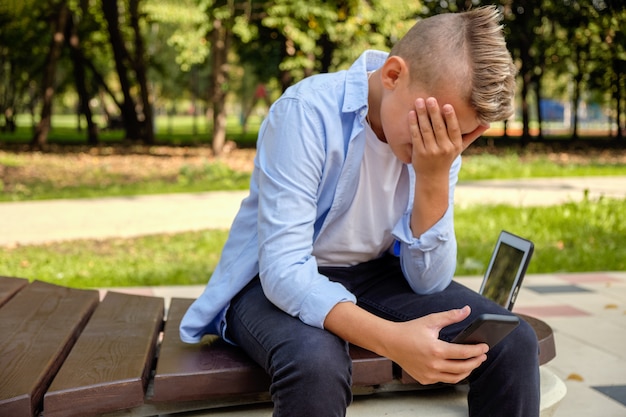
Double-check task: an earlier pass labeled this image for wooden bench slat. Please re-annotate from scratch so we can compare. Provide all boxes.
[349,344,394,386]
[0,276,29,308]
[44,291,164,417]
[152,298,394,403]
[0,281,99,417]
[152,298,271,403]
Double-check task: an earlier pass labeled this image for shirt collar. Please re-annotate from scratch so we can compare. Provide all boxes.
[342,50,389,115]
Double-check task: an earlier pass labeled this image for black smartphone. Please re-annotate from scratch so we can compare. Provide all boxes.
[451,313,520,348]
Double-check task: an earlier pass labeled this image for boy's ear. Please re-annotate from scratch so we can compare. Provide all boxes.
[380,56,408,90]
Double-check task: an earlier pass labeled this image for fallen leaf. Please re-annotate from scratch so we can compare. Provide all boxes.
[567,373,584,382]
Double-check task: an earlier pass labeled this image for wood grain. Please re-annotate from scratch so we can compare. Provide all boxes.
[44,291,163,417]
[0,280,99,417]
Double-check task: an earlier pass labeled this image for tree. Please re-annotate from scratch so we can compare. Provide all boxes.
[207,0,235,155]
[129,0,155,144]
[66,7,98,144]
[32,2,71,148]
[102,0,150,143]
[0,1,49,133]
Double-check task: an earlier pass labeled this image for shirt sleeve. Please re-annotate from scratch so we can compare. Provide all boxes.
[254,96,356,330]
[391,156,461,294]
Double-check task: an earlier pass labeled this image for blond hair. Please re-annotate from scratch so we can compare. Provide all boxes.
[389,6,517,124]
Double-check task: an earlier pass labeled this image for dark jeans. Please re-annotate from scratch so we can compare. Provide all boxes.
[226,254,540,417]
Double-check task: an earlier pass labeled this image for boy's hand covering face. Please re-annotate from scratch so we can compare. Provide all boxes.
[409,97,488,178]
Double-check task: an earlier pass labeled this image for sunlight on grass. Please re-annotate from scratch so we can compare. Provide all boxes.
[0,159,251,202]
[460,152,626,180]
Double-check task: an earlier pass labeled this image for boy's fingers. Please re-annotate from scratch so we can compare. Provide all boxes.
[414,98,435,146]
[425,97,446,138]
[408,110,422,145]
[461,124,489,150]
[426,305,472,330]
[442,104,461,146]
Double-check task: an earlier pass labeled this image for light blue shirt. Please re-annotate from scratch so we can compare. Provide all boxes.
[179,50,460,344]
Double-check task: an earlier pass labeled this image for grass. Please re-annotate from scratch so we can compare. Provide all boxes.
[0,114,260,147]
[1,230,230,288]
[2,196,624,288]
[0,159,251,202]
[455,197,626,276]
[459,152,626,180]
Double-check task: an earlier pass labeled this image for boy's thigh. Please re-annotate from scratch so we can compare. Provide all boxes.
[226,278,350,373]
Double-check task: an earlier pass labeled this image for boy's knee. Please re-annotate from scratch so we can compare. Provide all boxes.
[496,318,539,366]
[515,318,539,352]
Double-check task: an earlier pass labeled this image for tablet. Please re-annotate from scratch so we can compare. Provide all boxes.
[479,230,534,310]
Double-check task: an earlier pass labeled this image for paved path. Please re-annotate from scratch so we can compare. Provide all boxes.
[1,176,625,246]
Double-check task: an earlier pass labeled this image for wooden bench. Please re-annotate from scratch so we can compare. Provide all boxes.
[0,276,557,417]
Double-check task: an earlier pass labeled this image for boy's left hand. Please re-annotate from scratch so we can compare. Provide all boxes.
[409,97,488,178]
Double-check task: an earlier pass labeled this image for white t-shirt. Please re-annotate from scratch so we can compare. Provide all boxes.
[313,123,409,266]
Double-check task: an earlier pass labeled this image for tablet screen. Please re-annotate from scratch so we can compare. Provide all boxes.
[481,242,526,307]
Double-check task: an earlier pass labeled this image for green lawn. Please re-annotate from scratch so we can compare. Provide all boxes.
[459,152,626,180]
[0,114,260,147]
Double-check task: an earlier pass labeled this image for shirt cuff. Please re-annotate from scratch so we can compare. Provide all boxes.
[392,205,454,251]
[300,280,357,329]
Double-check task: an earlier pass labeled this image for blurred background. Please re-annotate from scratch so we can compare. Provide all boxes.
[0,0,624,153]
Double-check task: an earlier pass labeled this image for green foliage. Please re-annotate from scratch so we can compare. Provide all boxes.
[144,0,210,71]
[3,0,624,148]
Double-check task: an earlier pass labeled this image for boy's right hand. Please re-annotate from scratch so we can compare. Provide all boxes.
[384,306,488,385]
[324,302,487,386]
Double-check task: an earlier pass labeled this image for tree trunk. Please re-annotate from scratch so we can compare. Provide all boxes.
[31,3,70,148]
[129,0,154,144]
[533,75,543,140]
[102,0,141,140]
[67,11,98,145]
[571,46,582,141]
[518,35,533,146]
[571,78,581,141]
[615,59,624,140]
[209,16,232,156]
[520,69,531,146]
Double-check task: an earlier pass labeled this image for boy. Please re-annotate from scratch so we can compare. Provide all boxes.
[181,6,539,417]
